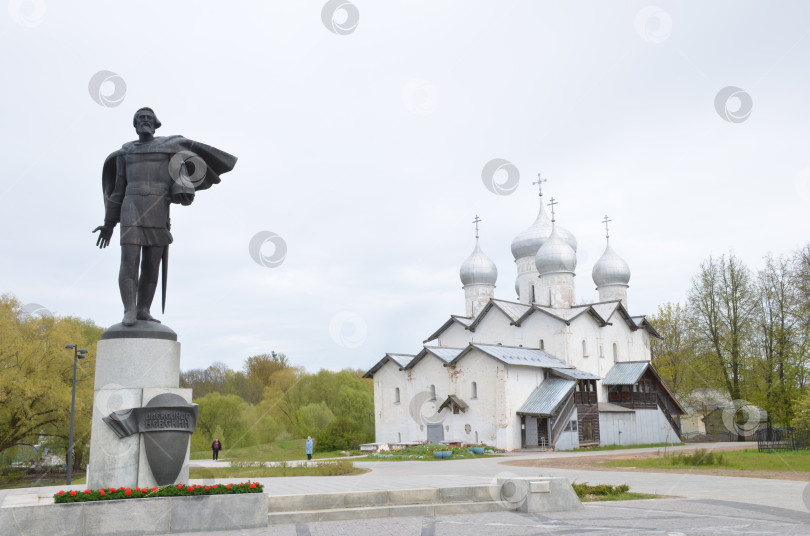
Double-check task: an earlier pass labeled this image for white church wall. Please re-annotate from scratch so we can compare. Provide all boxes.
[450,351,513,447]
[445,355,502,446]
[518,313,572,363]
[599,408,678,446]
[437,322,472,348]
[503,365,546,451]
[467,307,514,345]
[372,360,412,444]
[404,355,455,443]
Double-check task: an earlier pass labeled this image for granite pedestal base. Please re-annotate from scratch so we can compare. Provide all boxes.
[87,330,192,490]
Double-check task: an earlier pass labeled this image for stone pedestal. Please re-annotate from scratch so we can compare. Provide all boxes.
[87,322,192,490]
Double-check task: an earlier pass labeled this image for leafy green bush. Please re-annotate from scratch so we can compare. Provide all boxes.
[315,417,370,451]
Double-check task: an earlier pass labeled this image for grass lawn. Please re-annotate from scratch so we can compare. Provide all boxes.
[572,482,658,502]
[190,460,364,478]
[190,439,349,462]
[0,472,86,490]
[606,448,810,472]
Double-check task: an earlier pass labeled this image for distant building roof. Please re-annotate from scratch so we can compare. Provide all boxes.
[517,378,576,416]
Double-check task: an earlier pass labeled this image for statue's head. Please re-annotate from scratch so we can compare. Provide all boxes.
[133,107,161,136]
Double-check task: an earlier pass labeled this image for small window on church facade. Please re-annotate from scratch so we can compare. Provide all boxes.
[539,339,545,350]
[394,387,400,404]
[430,384,436,400]
[599,345,604,358]
[613,343,618,361]
[471,381,478,399]
[582,340,588,357]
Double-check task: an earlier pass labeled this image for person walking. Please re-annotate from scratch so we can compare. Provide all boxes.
[211,438,222,461]
[305,436,313,461]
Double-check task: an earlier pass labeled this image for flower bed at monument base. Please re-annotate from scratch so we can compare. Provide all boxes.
[54,481,262,503]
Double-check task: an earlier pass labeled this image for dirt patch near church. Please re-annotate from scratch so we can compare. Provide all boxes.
[500,445,810,482]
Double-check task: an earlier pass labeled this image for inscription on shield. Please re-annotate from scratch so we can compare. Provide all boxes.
[143,393,196,485]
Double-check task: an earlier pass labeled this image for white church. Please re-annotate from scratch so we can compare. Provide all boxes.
[364,181,684,451]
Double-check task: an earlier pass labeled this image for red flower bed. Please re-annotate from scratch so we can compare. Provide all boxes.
[54,482,263,503]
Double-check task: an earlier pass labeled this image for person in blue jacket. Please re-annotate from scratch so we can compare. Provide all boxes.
[305,436,313,461]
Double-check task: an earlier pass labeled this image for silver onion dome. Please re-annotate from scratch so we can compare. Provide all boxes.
[462,216,497,287]
[460,241,498,286]
[535,227,577,275]
[592,243,630,287]
[511,203,577,260]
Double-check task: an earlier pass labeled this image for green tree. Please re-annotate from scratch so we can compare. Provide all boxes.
[244,352,290,387]
[0,296,100,470]
[315,417,370,451]
[290,402,335,438]
[192,392,253,451]
[687,254,757,423]
[751,254,804,425]
[650,302,699,398]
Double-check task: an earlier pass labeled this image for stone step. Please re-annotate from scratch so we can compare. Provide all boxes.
[267,500,507,524]
[268,485,500,513]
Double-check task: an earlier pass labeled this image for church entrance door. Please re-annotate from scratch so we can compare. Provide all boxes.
[524,416,538,446]
[426,424,444,443]
[582,420,594,443]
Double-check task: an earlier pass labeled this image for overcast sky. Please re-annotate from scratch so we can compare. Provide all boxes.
[2,1,809,374]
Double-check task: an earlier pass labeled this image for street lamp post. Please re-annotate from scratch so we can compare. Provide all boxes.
[64,344,87,485]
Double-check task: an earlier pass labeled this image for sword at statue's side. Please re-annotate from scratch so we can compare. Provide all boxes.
[162,245,168,314]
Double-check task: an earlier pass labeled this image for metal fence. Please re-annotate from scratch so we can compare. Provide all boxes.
[755,427,810,452]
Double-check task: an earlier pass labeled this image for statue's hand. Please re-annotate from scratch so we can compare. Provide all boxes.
[172,191,195,206]
[93,225,114,248]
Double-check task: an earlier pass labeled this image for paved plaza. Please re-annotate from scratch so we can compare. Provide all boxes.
[3,443,810,535]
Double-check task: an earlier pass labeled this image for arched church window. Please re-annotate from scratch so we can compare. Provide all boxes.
[429,384,436,400]
[539,339,545,350]
[582,340,588,357]
[612,343,618,361]
[394,387,400,404]
[471,381,478,399]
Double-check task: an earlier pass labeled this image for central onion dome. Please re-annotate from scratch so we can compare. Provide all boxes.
[592,242,630,287]
[460,241,498,286]
[535,226,577,275]
[511,201,577,260]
